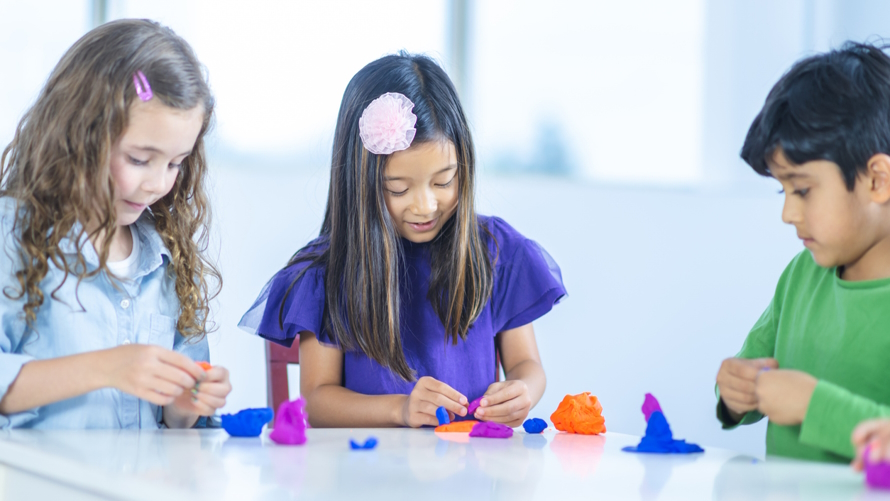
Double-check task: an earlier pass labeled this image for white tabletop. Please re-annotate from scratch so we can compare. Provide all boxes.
[0,428,886,501]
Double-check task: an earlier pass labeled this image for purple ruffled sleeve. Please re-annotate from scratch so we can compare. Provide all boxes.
[487,217,567,333]
[238,258,330,348]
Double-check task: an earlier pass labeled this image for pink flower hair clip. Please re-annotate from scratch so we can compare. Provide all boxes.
[358,92,417,155]
[133,70,153,102]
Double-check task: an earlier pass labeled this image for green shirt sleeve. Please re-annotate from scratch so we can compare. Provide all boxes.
[800,380,890,459]
[715,272,784,429]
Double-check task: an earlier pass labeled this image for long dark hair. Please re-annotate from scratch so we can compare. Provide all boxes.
[1,19,220,336]
[279,52,494,381]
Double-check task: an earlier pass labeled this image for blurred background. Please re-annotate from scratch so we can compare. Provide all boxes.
[2,0,889,458]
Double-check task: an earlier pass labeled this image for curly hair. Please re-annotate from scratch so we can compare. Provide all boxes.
[0,19,220,337]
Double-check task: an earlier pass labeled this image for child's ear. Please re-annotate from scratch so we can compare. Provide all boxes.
[867,153,890,204]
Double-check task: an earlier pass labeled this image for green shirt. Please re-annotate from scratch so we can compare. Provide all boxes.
[717,250,890,463]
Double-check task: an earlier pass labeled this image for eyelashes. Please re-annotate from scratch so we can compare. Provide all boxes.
[386,177,456,197]
[128,155,182,170]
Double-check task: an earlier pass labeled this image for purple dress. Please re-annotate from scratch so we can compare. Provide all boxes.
[238,216,566,403]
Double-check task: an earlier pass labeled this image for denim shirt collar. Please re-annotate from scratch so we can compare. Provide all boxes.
[58,212,171,278]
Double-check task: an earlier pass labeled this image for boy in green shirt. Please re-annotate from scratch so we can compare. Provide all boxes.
[716,42,890,463]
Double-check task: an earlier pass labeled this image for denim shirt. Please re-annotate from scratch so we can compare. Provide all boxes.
[0,197,209,429]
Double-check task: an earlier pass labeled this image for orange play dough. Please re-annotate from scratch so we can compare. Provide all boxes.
[197,361,212,371]
[434,420,479,432]
[550,392,606,435]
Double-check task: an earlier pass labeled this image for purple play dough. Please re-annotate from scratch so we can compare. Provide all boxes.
[270,398,308,445]
[469,421,513,438]
[642,393,662,422]
[865,445,890,489]
[467,397,483,416]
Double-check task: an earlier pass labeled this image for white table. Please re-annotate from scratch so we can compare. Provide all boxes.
[0,428,885,501]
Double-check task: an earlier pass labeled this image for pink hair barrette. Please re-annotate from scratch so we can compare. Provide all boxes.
[358,92,417,155]
[133,70,153,102]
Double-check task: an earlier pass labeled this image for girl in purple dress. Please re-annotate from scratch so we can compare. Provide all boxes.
[239,53,566,428]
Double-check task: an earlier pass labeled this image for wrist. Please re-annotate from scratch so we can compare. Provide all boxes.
[393,394,408,427]
[162,405,198,429]
[87,349,116,391]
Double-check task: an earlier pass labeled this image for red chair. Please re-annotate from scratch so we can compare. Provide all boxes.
[266,340,300,419]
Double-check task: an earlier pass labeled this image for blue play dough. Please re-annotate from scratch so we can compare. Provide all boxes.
[523,418,547,434]
[436,406,450,426]
[349,437,378,450]
[221,407,274,437]
[622,411,703,454]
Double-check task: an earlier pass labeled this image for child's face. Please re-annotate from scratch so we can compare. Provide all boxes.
[108,100,204,227]
[770,148,881,270]
[383,140,459,243]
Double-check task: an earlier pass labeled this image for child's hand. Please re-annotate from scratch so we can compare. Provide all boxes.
[171,365,231,416]
[716,357,779,420]
[102,344,205,406]
[852,419,890,471]
[754,369,817,425]
[474,380,531,427]
[400,376,468,428]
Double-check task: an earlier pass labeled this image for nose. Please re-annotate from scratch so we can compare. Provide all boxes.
[142,164,168,194]
[781,193,800,226]
[410,187,436,216]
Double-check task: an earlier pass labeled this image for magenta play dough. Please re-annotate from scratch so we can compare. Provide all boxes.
[865,445,890,489]
[469,421,513,438]
[467,397,483,416]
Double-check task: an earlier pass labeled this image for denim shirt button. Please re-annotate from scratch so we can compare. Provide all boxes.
[120,299,130,309]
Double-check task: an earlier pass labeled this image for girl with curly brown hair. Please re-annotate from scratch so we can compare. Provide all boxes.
[0,19,230,429]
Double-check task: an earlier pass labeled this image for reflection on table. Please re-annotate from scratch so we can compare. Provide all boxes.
[0,428,883,501]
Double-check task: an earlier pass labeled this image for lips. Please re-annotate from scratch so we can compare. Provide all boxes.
[124,200,149,211]
[406,218,438,232]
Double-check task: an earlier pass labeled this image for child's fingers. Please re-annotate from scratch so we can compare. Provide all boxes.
[480,383,524,408]
[140,389,176,406]
[719,387,758,408]
[150,377,187,399]
[158,350,206,382]
[408,403,440,428]
[483,381,507,396]
[852,455,864,471]
[196,381,231,398]
[429,393,467,416]
[419,377,468,406]
[719,377,757,396]
[852,419,886,447]
[204,366,229,384]
[477,399,528,420]
[752,358,779,370]
[725,359,762,381]
[155,363,198,391]
[193,391,226,411]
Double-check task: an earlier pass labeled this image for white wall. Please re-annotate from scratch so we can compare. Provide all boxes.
[208,166,799,457]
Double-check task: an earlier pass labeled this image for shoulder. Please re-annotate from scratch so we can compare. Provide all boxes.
[478,215,532,260]
[271,236,330,289]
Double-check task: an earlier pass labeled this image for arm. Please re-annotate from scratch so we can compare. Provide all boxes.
[0,352,108,414]
[299,331,467,428]
[0,345,204,419]
[800,380,890,458]
[474,322,545,427]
